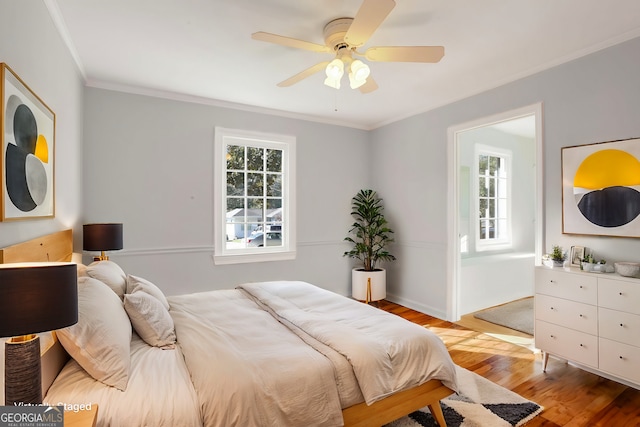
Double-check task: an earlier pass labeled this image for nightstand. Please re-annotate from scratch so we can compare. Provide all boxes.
[64,405,98,427]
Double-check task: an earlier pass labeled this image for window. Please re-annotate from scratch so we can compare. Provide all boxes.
[214,127,296,264]
[475,145,511,250]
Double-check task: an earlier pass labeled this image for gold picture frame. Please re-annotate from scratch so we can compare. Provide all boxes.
[1,63,55,221]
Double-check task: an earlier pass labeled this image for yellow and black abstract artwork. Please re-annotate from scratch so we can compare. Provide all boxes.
[1,63,55,221]
[563,138,640,237]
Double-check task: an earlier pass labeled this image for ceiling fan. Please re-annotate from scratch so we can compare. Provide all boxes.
[251,0,444,93]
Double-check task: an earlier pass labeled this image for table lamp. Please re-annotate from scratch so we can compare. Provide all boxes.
[83,223,123,261]
[0,262,78,405]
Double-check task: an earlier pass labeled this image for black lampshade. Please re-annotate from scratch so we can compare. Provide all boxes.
[83,223,123,251]
[0,263,78,337]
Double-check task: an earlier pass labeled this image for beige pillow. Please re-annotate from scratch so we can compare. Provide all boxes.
[57,277,132,390]
[126,274,169,310]
[124,292,176,349]
[86,260,127,299]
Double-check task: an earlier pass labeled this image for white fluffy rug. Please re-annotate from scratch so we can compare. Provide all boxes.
[386,365,543,427]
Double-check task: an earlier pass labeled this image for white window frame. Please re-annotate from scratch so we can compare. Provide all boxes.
[213,127,296,264]
[474,144,512,251]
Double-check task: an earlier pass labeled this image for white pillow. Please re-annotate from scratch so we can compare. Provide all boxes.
[86,260,127,299]
[124,292,176,349]
[126,275,169,310]
[76,263,88,277]
[57,277,132,390]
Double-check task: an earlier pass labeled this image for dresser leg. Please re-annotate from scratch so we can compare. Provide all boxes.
[542,352,549,372]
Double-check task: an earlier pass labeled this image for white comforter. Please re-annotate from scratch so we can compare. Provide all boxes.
[237,281,458,404]
[169,289,347,427]
[170,281,457,427]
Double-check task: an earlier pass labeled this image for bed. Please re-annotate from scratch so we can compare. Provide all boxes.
[1,230,457,427]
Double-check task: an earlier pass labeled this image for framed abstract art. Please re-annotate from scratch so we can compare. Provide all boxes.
[562,138,640,237]
[1,63,55,221]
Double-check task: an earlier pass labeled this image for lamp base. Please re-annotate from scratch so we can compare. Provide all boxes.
[4,334,42,405]
[93,251,109,262]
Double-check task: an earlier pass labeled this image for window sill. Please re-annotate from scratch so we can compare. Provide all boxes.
[213,250,296,265]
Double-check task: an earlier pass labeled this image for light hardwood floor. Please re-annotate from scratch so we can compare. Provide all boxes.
[376,300,640,427]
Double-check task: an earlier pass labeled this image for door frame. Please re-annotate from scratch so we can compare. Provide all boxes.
[446,103,544,321]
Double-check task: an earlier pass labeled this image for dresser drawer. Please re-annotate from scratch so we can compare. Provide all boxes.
[535,294,597,334]
[598,277,640,315]
[535,268,597,304]
[598,307,640,347]
[535,320,598,368]
[599,338,640,384]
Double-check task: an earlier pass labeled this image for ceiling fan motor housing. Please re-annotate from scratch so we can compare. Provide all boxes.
[324,18,354,51]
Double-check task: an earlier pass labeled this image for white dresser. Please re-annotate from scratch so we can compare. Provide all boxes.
[535,266,640,387]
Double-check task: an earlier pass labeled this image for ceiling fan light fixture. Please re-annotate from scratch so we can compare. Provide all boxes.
[349,59,370,89]
[324,75,341,89]
[325,58,344,79]
[324,58,344,89]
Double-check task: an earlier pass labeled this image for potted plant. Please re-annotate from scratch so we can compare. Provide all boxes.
[344,189,396,302]
[542,245,566,268]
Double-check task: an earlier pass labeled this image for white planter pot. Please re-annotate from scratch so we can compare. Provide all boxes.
[351,268,386,302]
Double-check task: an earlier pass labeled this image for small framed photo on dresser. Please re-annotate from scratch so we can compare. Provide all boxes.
[570,246,585,267]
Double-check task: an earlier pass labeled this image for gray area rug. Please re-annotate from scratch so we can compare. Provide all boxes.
[473,297,534,335]
[386,365,543,427]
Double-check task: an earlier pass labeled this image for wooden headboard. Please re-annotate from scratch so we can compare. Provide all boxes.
[0,229,73,263]
[0,229,74,396]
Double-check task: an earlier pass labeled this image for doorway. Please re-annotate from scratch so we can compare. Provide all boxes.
[446,104,543,321]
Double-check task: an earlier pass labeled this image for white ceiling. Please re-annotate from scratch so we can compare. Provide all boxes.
[48,0,640,130]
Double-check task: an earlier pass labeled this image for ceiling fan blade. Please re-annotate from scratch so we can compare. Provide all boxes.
[359,77,378,94]
[365,46,445,63]
[277,61,330,87]
[344,0,395,47]
[252,32,331,53]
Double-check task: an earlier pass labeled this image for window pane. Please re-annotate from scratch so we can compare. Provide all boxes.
[489,156,499,174]
[227,197,243,210]
[479,199,487,218]
[247,172,264,196]
[247,147,264,171]
[268,231,283,247]
[479,155,488,173]
[479,177,487,197]
[489,199,495,218]
[266,149,282,172]
[479,220,487,239]
[267,174,282,197]
[226,172,244,196]
[247,198,265,222]
[227,145,244,170]
[267,198,282,210]
[488,178,495,197]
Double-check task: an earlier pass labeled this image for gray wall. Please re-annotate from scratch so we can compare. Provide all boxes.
[371,36,640,318]
[82,88,370,296]
[0,1,84,249]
